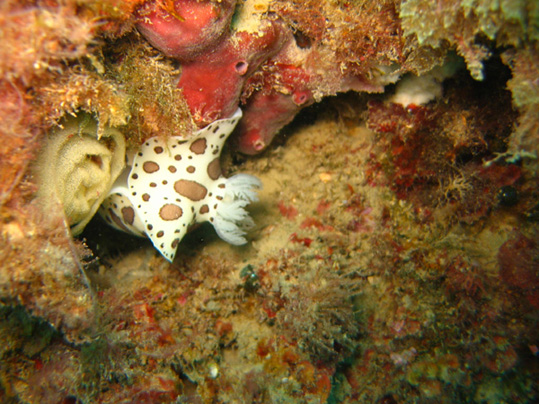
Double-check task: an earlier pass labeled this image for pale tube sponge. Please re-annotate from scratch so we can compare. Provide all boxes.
[36,114,126,235]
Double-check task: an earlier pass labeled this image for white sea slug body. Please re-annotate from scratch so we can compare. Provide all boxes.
[99,108,261,262]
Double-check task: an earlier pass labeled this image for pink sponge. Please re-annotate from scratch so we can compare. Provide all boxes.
[136,0,237,61]
[235,64,314,154]
[177,19,289,126]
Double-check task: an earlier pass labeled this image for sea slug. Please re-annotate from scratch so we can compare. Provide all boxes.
[99,108,261,262]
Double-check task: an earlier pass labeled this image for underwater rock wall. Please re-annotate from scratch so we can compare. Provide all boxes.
[0,1,538,403]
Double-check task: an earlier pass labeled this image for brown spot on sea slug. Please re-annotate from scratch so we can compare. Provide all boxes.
[121,206,135,225]
[200,204,209,214]
[159,203,183,221]
[143,161,160,173]
[207,158,221,180]
[190,138,207,154]
[174,179,208,201]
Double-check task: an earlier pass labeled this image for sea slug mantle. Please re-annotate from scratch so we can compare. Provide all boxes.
[99,108,261,262]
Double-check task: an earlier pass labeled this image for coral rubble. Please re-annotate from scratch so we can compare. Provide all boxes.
[0,0,538,403]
